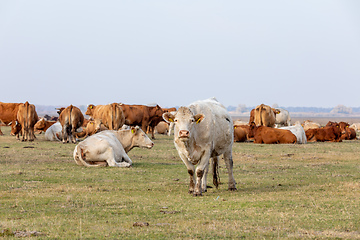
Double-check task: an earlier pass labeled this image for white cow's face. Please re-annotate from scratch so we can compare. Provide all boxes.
[163,107,204,141]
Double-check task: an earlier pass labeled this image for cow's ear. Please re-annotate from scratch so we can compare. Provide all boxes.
[194,114,204,124]
[163,112,175,123]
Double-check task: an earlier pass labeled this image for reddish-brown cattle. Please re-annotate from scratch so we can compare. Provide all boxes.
[250,104,277,127]
[15,101,39,141]
[0,102,21,135]
[119,104,164,139]
[34,118,57,133]
[59,105,84,144]
[248,123,296,144]
[85,103,125,130]
[305,123,342,142]
[338,121,357,140]
[233,125,247,142]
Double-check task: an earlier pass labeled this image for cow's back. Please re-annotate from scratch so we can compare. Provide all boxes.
[189,99,233,154]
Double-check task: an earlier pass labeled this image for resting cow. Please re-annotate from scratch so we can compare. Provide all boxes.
[85,103,125,130]
[305,123,342,142]
[163,98,236,196]
[59,105,84,143]
[34,118,57,133]
[233,125,247,142]
[73,127,154,167]
[248,123,297,144]
[337,122,356,140]
[279,123,307,144]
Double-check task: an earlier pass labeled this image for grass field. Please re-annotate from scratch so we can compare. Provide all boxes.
[1,126,360,239]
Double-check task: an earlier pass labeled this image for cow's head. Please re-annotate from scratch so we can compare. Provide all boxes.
[85,104,95,116]
[163,106,204,141]
[10,120,21,136]
[131,126,154,149]
[34,118,46,131]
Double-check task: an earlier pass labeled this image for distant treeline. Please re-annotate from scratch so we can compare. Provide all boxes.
[227,106,360,113]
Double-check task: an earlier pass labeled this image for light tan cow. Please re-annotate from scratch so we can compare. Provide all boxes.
[73,126,154,167]
[15,101,39,141]
[85,103,125,130]
[252,104,276,127]
[302,120,321,131]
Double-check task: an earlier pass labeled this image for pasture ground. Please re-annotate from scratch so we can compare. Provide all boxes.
[1,125,360,239]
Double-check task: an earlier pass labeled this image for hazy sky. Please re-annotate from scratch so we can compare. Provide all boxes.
[1,1,359,108]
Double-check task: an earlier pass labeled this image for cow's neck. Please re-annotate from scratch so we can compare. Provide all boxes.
[175,136,202,163]
[116,130,134,153]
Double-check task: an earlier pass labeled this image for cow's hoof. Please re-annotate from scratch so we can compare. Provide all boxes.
[188,190,194,194]
[228,187,237,191]
[193,191,202,196]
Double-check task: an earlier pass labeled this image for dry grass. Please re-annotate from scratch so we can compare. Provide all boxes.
[1,126,360,239]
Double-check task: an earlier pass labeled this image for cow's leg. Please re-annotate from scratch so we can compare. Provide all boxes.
[107,150,132,168]
[0,128,3,136]
[202,162,210,192]
[179,153,196,194]
[21,127,26,141]
[29,127,35,141]
[62,125,68,143]
[71,127,77,143]
[193,150,211,196]
[223,150,237,191]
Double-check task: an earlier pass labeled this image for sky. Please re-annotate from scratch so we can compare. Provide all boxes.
[1,1,360,108]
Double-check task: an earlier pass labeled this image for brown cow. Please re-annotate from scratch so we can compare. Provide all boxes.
[59,105,84,143]
[154,121,169,135]
[15,101,39,141]
[248,123,296,144]
[34,118,57,133]
[250,104,276,127]
[85,103,125,130]
[233,125,247,142]
[0,102,21,135]
[84,119,108,137]
[338,121,357,140]
[305,123,342,142]
[119,104,164,139]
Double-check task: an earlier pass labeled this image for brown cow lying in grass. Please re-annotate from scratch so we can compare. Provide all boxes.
[248,122,296,144]
[305,122,342,142]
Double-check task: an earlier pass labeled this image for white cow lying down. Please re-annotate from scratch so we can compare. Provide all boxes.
[280,122,307,144]
[73,126,154,167]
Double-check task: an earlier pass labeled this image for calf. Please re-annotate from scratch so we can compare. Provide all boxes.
[73,126,154,167]
[233,125,247,142]
[34,118,57,133]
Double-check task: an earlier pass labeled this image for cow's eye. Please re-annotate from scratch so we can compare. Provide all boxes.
[174,119,178,122]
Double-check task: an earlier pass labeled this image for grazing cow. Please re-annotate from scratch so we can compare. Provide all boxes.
[248,122,297,144]
[73,127,154,167]
[155,121,169,135]
[85,103,125,130]
[34,118,57,133]
[119,104,164,139]
[251,104,276,127]
[280,123,307,144]
[0,102,21,135]
[15,102,39,141]
[59,105,84,143]
[305,123,342,142]
[233,125,247,142]
[274,108,291,127]
[338,121,357,140]
[163,98,236,196]
[302,120,321,131]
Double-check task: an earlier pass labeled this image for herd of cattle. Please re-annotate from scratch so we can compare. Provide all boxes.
[1,99,359,196]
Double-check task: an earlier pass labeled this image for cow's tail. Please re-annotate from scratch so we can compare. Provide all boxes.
[112,103,123,130]
[212,157,220,188]
[73,144,103,167]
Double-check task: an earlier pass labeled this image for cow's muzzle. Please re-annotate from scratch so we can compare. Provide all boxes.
[179,130,190,139]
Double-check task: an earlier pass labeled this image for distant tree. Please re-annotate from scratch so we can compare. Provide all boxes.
[330,105,353,114]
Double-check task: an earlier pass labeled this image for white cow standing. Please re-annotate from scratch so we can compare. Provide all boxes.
[163,98,237,196]
[274,108,291,127]
[73,126,154,167]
